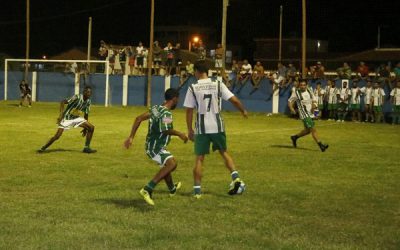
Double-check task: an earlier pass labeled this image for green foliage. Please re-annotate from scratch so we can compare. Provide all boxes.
[0,101,399,249]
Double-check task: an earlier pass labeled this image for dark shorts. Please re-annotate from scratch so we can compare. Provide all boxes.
[136,57,144,66]
[194,132,227,155]
[166,58,173,67]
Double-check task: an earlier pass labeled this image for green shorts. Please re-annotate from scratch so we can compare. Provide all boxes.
[328,103,337,111]
[351,104,360,110]
[393,105,400,112]
[373,106,383,113]
[303,117,315,129]
[195,132,227,155]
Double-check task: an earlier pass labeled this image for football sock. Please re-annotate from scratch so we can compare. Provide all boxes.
[318,142,324,148]
[231,171,240,181]
[144,180,157,193]
[193,185,201,195]
[167,181,175,192]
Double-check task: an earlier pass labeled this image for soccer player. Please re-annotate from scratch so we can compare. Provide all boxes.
[38,86,96,153]
[326,79,338,121]
[360,79,374,122]
[336,80,351,122]
[371,82,386,123]
[350,80,362,122]
[124,88,188,206]
[19,80,32,107]
[184,60,248,198]
[289,79,329,152]
[313,82,325,119]
[390,81,400,125]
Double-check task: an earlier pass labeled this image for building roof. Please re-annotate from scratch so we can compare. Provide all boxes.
[333,48,400,62]
[49,47,100,60]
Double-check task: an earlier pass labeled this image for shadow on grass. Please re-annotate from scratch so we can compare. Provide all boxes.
[8,104,20,107]
[36,148,80,154]
[95,198,154,212]
[270,144,315,151]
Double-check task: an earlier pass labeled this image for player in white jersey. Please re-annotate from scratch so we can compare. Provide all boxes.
[390,81,400,124]
[313,82,325,119]
[184,61,248,198]
[326,80,338,120]
[360,79,374,122]
[288,79,328,152]
[350,80,362,122]
[371,82,386,123]
[336,81,351,122]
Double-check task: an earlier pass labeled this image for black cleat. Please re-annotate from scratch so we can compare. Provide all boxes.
[290,136,297,148]
[319,144,329,152]
[37,148,45,153]
[83,148,97,154]
[228,180,242,195]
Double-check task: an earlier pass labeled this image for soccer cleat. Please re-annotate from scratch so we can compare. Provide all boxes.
[290,135,297,148]
[228,178,242,195]
[139,188,155,206]
[37,148,45,153]
[169,181,182,197]
[193,194,202,199]
[319,144,329,152]
[82,147,97,153]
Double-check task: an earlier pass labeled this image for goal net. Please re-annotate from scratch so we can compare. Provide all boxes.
[3,59,111,106]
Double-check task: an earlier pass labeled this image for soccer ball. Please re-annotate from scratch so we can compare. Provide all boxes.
[229,180,246,195]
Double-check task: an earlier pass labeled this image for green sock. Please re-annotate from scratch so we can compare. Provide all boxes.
[144,180,157,193]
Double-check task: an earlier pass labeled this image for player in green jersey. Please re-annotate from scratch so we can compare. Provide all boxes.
[124,88,188,206]
[38,86,96,153]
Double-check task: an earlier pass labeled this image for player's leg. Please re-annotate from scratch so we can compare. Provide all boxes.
[38,128,64,152]
[193,155,204,198]
[310,127,329,152]
[79,122,96,153]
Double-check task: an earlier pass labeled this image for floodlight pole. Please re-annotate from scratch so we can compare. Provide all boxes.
[25,0,30,82]
[147,0,155,107]
[301,0,307,78]
[221,0,229,75]
[87,17,92,65]
[279,5,283,62]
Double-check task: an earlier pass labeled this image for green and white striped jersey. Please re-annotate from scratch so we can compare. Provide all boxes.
[62,94,91,120]
[390,88,400,105]
[145,105,173,157]
[289,87,316,119]
[183,78,234,134]
[313,88,325,106]
[350,87,361,104]
[372,88,385,106]
[327,87,338,104]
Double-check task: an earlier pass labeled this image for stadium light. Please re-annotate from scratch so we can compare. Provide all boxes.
[189,35,201,52]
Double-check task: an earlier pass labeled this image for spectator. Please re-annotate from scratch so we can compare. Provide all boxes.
[113,50,122,74]
[326,79,338,120]
[376,63,391,89]
[394,62,400,81]
[313,82,325,119]
[19,80,32,107]
[153,41,162,75]
[390,81,400,125]
[371,82,386,123]
[349,80,362,122]
[336,80,351,122]
[360,79,374,122]
[174,43,182,76]
[98,40,108,60]
[164,42,174,76]
[356,61,369,80]
[336,62,352,79]
[250,61,264,95]
[126,46,135,75]
[142,47,149,69]
[236,59,252,94]
[286,62,298,86]
[229,60,240,90]
[270,62,287,92]
[108,47,115,74]
[215,43,223,69]
[136,42,145,75]
[312,61,325,83]
[197,40,206,60]
[179,60,194,88]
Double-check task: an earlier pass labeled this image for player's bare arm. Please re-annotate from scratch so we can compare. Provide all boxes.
[186,107,195,141]
[124,112,151,149]
[163,129,188,143]
[57,99,68,124]
[288,100,296,114]
[228,96,248,118]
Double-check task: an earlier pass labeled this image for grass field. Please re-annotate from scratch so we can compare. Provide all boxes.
[1,101,399,249]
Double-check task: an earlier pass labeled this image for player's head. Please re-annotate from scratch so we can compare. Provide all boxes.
[83,86,92,99]
[316,82,321,88]
[298,79,307,91]
[352,80,358,87]
[165,88,179,110]
[194,60,209,79]
[366,79,372,87]
[342,81,348,88]
[373,82,380,88]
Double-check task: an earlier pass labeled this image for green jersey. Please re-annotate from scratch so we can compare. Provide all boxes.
[62,94,91,120]
[145,105,173,157]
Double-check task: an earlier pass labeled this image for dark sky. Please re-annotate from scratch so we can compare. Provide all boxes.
[1,0,400,58]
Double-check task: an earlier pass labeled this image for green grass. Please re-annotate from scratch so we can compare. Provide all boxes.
[1,101,400,249]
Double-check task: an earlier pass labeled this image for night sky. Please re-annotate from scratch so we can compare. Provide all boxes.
[1,0,400,59]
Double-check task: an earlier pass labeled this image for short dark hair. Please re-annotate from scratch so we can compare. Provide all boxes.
[194,60,209,74]
[165,88,179,101]
[84,86,92,91]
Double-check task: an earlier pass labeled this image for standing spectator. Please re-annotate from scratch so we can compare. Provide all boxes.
[153,41,163,75]
[164,42,174,76]
[313,82,325,119]
[215,43,223,69]
[113,50,122,75]
[108,47,115,74]
[376,63,392,89]
[179,60,194,89]
[229,59,240,90]
[136,42,145,75]
[236,59,252,94]
[336,62,352,79]
[286,62,298,86]
[126,46,135,75]
[197,40,206,60]
[336,80,351,122]
[393,62,400,81]
[174,43,182,76]
[360,79,374,122]
[356,61,369,80]
[371,82,386,123]
[250,61,264,95]
[326,80,338,121]
[19,80,32,107]
[312,61,325,83]
[350,80,362,122]
[390,81,400,125]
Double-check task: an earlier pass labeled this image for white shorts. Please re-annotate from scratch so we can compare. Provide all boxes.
[149,149,173,167]
[215,59,223,68]
[58,117,86,130]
